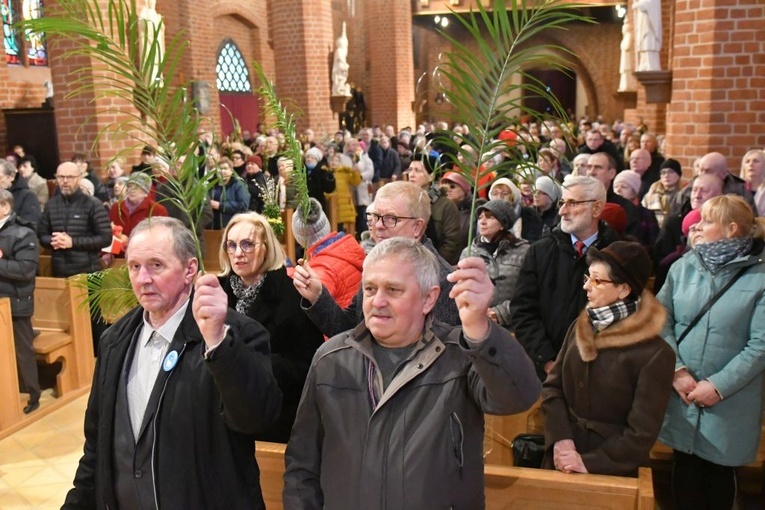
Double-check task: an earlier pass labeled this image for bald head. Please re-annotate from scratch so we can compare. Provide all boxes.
[698,152,729,180]
[629,149,651,176]
[55,161,83,196]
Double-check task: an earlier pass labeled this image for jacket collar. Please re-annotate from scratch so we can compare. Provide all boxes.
[575,290,666,362]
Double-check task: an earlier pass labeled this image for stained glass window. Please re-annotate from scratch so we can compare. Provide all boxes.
[2,0,20,64]
[216,40,251,93]
[22,0,45,66]
[3,0,46,66]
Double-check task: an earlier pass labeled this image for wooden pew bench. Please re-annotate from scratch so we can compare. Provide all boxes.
[0,297,23,429]
[254,441,655,510]
[32,276,94,398]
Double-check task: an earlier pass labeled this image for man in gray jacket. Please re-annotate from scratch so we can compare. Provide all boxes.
[284,237,541,510]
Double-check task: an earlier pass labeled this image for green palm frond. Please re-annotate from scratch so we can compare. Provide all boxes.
[252,62,310,235]
[71,266,137,322]
[435,0,592,252]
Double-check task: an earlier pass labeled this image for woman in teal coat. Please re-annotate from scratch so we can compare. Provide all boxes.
[657,194,765,510]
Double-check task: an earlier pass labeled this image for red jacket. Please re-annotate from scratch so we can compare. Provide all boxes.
[306,232,365,310]
[109,197,168,237]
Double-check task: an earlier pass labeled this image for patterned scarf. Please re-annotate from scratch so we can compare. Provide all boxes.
[586,298,639,332]
[695,236,753,273]
[229,273,265,315]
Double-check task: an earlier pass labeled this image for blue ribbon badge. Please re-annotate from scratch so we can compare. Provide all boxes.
[163,350,179,372]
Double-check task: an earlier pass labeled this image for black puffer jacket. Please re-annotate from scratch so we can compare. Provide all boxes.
[9,174,41,230]
[509,222,620,379]
[38,189,112,277]
[0,213,38,316]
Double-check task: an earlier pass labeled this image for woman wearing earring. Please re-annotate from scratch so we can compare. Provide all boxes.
[218,212,324,443]
[657,195,765,510]
[542,241,675,476]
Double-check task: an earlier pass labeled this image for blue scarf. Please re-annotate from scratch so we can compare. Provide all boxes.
[694,236,753,273]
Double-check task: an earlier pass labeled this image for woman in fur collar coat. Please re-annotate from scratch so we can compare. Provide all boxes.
[542,241,675,476]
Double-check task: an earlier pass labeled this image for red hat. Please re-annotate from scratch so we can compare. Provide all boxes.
[682,209,702,237]
[246,155,262,167]
[440,171,471,196]
[498,129,518,147]
[600,203,627,234]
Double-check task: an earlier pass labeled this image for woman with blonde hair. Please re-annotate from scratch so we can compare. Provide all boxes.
[741,148,765,216]
[218,212,324,443]
[657,194,765,509]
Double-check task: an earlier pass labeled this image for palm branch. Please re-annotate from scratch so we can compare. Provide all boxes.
[19,0,217,313]
[434,0,592,253]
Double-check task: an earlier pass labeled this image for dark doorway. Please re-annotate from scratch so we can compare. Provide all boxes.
[523,69,577,119]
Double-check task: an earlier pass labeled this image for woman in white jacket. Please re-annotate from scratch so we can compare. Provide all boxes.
[344,137,374,236]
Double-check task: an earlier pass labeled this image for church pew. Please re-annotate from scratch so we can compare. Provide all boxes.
[201,229,224,273]
[0,297,23,430]
[31,276,94,398]
[254,441,655,510]
[484,398,544,466]
[281,208,296,263]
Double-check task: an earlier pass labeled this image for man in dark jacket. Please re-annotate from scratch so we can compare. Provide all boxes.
[63,217,282,509]
[284,238,541,509]
[577,129,624,172]
[0,159,41,229]
[38,162,112,277]
[509,175,619,380]
[0,189,41,414]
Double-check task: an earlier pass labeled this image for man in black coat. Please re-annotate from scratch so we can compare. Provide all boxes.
[509,176,619,381]
[586,152,641,239]
[38,162,112,277]
[577,129,624,172]
[0,189,41,414]
[0,159,41,229]
[63,217,282,509]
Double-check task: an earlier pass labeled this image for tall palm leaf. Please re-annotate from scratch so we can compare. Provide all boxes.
[435,0,592,253]
[19,0,217,315]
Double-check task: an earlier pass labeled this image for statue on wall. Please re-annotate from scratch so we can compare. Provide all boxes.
[618,16,636,91]
[138,0,165,84]
[331,22,351,97]
[633,0,662,71]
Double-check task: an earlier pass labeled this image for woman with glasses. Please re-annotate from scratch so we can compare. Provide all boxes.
[656,195,765,509]
[542,241,675,476]
[641,158,684,228]
[488,177,544,243]
[218,212,324,443]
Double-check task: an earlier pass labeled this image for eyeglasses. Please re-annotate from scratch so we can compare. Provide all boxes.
[366,212,418,228]
[56,175,79,181]
[660,169,676,175]
[558,199,596,209]
[225,239,262,253]
[442,182,458,189]
[583,274,616,287]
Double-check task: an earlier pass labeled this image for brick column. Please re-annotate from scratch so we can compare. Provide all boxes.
[664,0,765,174]
[270,0,335,136]
[364,0,415,130]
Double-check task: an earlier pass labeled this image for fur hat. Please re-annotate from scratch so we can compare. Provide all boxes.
[489,177,522,206]
[534,176,562,203]
[660,158,682,176]
[305,147,324,162]
[586,241,652,297]
[440,172,471,196]
[614,170,642,197]
[476,199,518,231]
[292,198,331,248]
[126,172,152,194]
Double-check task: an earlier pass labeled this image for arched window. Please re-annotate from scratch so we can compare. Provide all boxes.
[2,0,47,66]
[216,39,251,93]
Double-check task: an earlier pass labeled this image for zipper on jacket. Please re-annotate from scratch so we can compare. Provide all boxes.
[150,343,187,510]
[449,412,464,478]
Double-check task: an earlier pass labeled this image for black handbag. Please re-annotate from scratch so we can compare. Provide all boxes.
[511,434,546,468]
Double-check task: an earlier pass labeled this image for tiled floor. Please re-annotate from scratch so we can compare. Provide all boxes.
[0,391,87,509]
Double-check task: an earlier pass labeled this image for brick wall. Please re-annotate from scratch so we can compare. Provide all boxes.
[664,0,765,176]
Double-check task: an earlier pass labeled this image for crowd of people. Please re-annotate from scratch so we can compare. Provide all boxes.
[1,115,764,509]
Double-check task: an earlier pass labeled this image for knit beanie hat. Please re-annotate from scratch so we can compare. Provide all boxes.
[681,209,702,237]
[292,197,331,248]
[600,203,627,234]
[247,155,262,167]
[476,199,518,231]
[660,158,682,176]
[534,175,562,203]
[614,170,641,197]
[126,172,152,194]
[586,241,652,296]
[305,147,324,162]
